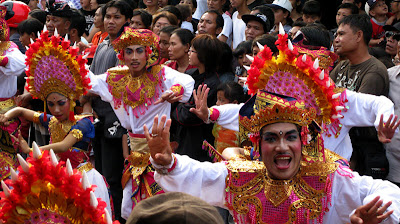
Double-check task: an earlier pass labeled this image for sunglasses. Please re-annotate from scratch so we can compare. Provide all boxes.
[385,31,400,41]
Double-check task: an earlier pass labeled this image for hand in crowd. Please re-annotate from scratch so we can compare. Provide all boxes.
[189,84,210,122]
[0,114,11,126]
[144,115,173,166]
[11,129,31,154]
[154,90,182,105]
[15,93,32,108]
[350,196,393,224]
[377,114,400,143]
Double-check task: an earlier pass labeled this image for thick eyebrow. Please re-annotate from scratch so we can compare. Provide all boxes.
[262,129,298,137]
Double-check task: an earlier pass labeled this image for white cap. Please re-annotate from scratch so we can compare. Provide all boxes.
[268,0,293,13]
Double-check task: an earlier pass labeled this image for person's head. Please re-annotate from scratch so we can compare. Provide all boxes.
[18,18,43,47]
[46,92,70,121]
[293,23,331,49]
[159,5,182,25]
[159,25,178,59]
[288,21,306,39]
[197,10,223,37]
[45,0,74,36]
[230,0,246,9]
[233,40,252,67]
[267,0,292,25]
[218,42,234,74]
[93,4,105,29]
[152,11,178,35]
[251,5,275,33]
[384,23,400,57]
[334,14,372,56]
[252,34,278,56]
[68,9,86,39]
[113,28,160,76]
[28,9,47,24]
[27,0,39,11]
[90,0,99,10]
[289,0,303,13]
[302,0,321,24]
[216,81,245,105]
[168,28,193,61]
[243,13,269,41]
[130,9,152,29]
[176,4,192,22]
[126,192,224,224]
[81,0,90,9]
[366,0,388,17]
[189,34,222,72]
[391,0,400,14]
[336,3,359,26]
[102,0,132,38]
[179,0,197,14]
[144,0,158,8]
[158,0,171,8]
[207,0,225,12]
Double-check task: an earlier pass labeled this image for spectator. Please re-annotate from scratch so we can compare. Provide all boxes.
[207,0,232,44]
[144,0,159,15]
[28,9,47,24]
[233,40,252,79]
[152,11,179,35]
[231,0,251,48]
[159,25,179,63]
[45,0,72,37]
[332,3,359,35]
[366,0,389,46]
[267,0,293,34]
[18,18,44,48]
[387,0,400,25]
[159,5,183,26]
[342,0,364,14]
[27,0,40,11]
[251,5,274,33]
[79,0,96,38]
[91,5,107,46]
[330,14,390,179]
[288,20,305,39]
[218,42,235,83]
[252,34,278,56]
[197,10,224,38]
[179,0,197,15]
[301,0,321,24]
[167,28,196,72]
[68,9,86,47]
[130,9,152,29]
[247,0,265,11]
[158,0,171,8]
[176,4,194,32]
[384,23,400,61]
[243,13,270,41]
[289,0,303,21]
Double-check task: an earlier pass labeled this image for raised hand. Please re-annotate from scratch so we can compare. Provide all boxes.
[11,130,30,154]
[189,84,210,122]
[378,114,400,143]
[350,196,394,224]
[144,115,173,166]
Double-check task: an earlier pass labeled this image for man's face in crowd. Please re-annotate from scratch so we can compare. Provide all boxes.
[197,12,220,36]
[302,13,320,24]
[391,0,400,14]
[260,122,302,180]
[385,31,400,57]
[46,15,70,37]
[245,20,264,41]
[336,8,352,26]
[104,7,128,38]
[130,15,146,29]
[94,7,104,29]
[207,0,225,11]
[333,24,359,56]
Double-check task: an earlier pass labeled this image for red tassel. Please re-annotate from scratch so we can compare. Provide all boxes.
[43,111,47,122]
[69,110,75,121]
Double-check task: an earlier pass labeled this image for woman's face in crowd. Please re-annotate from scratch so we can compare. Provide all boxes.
[159,32,171,59]
[152,17,171,35]
[272,8,288,25]
[237,53,251,67]
[216,90,230,106]
[46,93,70,121]
[144,0,158,7]
[124,45,147,76]
[188,46,200,66]
[168,33,189,60]
[260,123,302,180]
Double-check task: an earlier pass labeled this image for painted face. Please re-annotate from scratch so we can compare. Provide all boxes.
[336,8,352,25]
[197,12,219,36]
[46,15,69,37]
[152,17,171,36]
[188,46,200,66]
[168,33,189,60]
[94,7,104,29]
[159,32,171,59]
[104,7,128,38]
[46,93,70,121]
[334,24,358,56]
[124,45,147,76]
[216,90,230,106]
[245,20,264,41]
[130,15,146,29]
[260,123,302,180]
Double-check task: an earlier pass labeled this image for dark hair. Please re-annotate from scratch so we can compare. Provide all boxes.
[292,21,306,28]
[175,4,191,21]
[217,42,234,74]
[68,9,86,37]
[302,0,321,16]
[132,9,152,29]
[253,34,278,54]
[252,5,274,32]
[160,25,179,36]
[339,14,372,45]
[159,5,183,25]
[300,23,331,49]
[204,10,224,30]
[18,18,44,37]
[217,81,245,103]
[337,3,359,15]
[191,34,222,72]
[171,28,194,45]
[152,11,179,28]
[233,40,252,57]
[102,0,133,21]
[28,9,47,25]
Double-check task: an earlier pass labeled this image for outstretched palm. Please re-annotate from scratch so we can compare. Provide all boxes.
[189,84,210,122]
